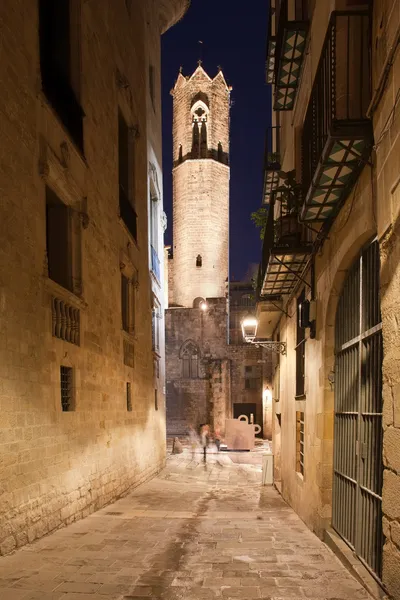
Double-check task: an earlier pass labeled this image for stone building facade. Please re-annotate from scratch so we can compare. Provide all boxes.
[0,0,189,555]
[258,0,400,596]
[165,66,270,438]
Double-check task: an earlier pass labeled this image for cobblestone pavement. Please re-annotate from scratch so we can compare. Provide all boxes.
[0,448,373,600]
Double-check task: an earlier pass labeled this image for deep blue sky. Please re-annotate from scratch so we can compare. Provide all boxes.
[161,1,271,281]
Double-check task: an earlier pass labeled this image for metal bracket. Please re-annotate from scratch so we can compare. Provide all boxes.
[252,340,286,355]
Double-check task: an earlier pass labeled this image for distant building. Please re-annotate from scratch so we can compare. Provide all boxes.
[165,65,271,438]
[0,0,189,555]
[257,0,400,595]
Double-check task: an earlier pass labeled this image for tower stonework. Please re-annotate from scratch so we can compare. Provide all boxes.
[165,66,271,439]
[171,65,230,307]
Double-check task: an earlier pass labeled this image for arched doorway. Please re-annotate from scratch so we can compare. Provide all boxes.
[332,240,383,578]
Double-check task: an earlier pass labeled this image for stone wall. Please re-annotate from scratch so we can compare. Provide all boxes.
[0,0,187,555]
[165,298,269,437]
[264,1,400,594]
[171,66,230,307]
[373,1,400,595]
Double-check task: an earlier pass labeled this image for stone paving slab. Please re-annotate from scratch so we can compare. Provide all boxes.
[0,450,374,599]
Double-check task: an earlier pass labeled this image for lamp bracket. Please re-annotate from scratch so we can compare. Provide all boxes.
[252,340,286,355]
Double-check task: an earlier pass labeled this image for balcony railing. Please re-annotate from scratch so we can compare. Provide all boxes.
[259,191,312,297]
[119,187,138,241]
[151,245,161,283]
[265,1,277,84]
[301,11,372,222]
[263,126,281,204]
[273,0,309,110]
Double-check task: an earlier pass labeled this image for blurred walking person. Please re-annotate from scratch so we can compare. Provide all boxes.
[200,424,209,463]
[188,424,198,460]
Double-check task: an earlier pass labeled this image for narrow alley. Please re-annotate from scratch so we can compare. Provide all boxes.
[0,450,373,600]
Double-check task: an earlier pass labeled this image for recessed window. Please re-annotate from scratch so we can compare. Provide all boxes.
[118,110,137,241]
[60,366,74,411]
[196,255,202,267]
[126,382,132,411]
[244,365,261,390]
[121,272,136,336]
[39,0,84,151]
[218,141,223,162]
[46,187,72,292]
[296,411,305,476]
[154,389,158,411]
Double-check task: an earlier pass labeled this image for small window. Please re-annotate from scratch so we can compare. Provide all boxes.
[46,187,72,291]
[296,411,305,475]
[127,382,132,411]
[196,255,202,267]
[60,366,74,411]
[178,145,183,163]
[121,275,130,333]
[154,389,158,411]
[218,141,223,162]
[295,289,306,397]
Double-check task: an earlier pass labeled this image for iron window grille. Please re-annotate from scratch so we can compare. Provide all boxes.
[60,366,74,411]
[296,411,305,475]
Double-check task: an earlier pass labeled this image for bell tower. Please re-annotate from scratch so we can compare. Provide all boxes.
[171,64,230,307]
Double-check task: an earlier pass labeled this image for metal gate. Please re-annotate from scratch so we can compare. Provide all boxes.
[332,240,383,578]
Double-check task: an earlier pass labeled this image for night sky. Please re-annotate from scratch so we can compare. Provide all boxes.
[161,1,272,281]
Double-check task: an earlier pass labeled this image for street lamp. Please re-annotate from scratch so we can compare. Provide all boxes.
[241,316,286,355]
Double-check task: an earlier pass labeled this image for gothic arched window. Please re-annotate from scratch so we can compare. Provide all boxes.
[178,145,183,164]
[191,102,208,159]
[196,254,202,267]
[180,339,199,379]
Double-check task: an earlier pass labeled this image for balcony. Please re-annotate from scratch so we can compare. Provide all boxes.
[119,188,138,242]
[271,0,309,110]
[263,126,281,204]
[259,191,312,298]
[151,245,161,283]
[265,1,277,84]
[301,11,372,222]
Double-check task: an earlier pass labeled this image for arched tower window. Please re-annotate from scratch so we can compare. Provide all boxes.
[196,254,202,267]
[180,339,199,378]
[192,119,200,157]
[200,121,207,158]
[178,145,183,164]
[191,101,208,159]
[218,141,223,162]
